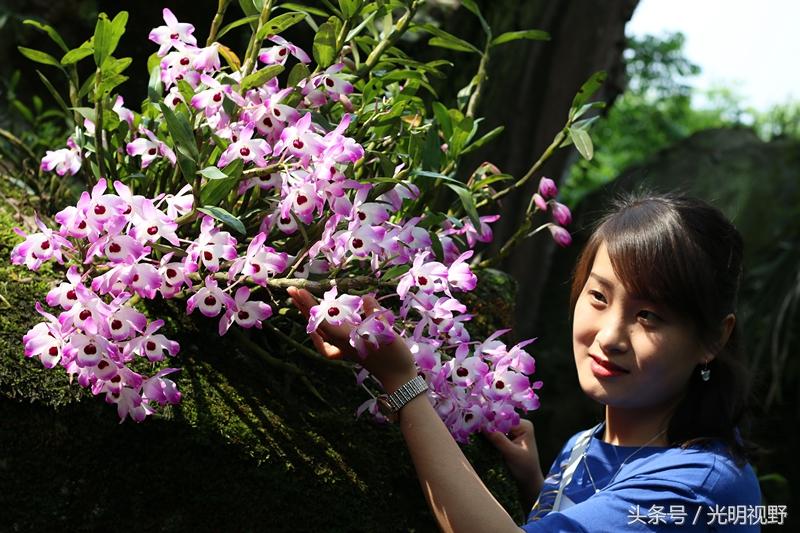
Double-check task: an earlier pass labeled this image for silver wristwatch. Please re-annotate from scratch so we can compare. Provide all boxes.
[376,375,429,422]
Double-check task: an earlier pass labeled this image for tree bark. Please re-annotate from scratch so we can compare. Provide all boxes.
[443,0,639,338]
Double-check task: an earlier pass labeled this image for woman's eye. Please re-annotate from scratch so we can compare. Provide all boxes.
[588,290,606,303]
[637,310,662,323]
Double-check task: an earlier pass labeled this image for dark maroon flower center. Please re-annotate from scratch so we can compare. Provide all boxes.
[40,240,50,250]
[147,226,159,235]
[123,206,132,215]
[170,33,179,40]
[111,375,121,383]
[292,139,304,149]
[146,341,157,351]
[273,108,281,117]
[456,367,469,377]
[237,311,250,320]
[418,276,428,285]
[263,117,273,128]
[148,148,157,155]
[352,238,363,249]
[204,295,217,306]
[240,147,251,157]
[78,221,87,229]
[79,310,91,321]
[495,380,505,389]
[94,205,106,215]
[357,212,366,221]
[280,217,291,224]
[84,344,97,355]
[48,346,58,356]
[296,194,308,205]
[180,57,190,65]
[279,48,287,56]
[203,251,213,261]
[132,274,139,283]
[325,78,334,88]
[213,92,223,102]
[327,307,340,317]
[166,268,177,279]
[111,319,123,330]
[464,413,474,422]
[98,360,109,369]
[251,264,261,273]
[66,290,77,300]
[109,243,122,253]
[173,97,181,106]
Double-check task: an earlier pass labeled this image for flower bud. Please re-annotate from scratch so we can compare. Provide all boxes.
[548,224,572,247]
[551,201,572,226]
[538,177,558,199]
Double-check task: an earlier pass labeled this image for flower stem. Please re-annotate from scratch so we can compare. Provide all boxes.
[206,0,232,46]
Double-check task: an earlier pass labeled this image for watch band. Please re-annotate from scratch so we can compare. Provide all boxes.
[377,375,428,421]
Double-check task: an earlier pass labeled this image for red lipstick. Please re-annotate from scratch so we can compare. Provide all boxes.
[589,354,629,378]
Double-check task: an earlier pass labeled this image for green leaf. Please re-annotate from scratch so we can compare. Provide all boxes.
[72,107,96,122]
[240,64,284,90]
[338,0,361,19]
[61,41,93,65]
[287,62,310,87]
[416,24,480,54]
[277,3,329,17]
[198,166,229,180]
[446,183,481,230]
[313,21,338,68]
[197,206,246,235]
[571,101,606,122]
[411,170,463,187]
[93,12,128,67]
[148,64,163,102]
[428,37,477,54]
[200,159,244,205]
[35,71,70,117]
[460,0,490,37]
[571,71,607,110]
[461,125,504,155]
[490,29,550,46]
[238,0,259,17]
[431,102,452,139]
[345,10,377,41]
[23,19,69,52]
[217,15,261,39]
[380,264,410,281]
[159,103,199,160]
[471,173,512,192]
[421,127,442,170]
[17,47,62,68]
[569,127,594,160]
[256,12,307,41]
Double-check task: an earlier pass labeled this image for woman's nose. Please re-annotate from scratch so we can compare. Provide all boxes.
[595,313,629,354]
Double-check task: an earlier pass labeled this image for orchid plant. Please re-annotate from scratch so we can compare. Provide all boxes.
[11,0,599,441]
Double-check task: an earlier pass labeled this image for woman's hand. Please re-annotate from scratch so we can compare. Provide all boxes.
[286,287,417,393]
[483,419,545,511]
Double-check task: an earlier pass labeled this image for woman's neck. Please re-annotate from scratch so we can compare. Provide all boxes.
[603,402,676,447]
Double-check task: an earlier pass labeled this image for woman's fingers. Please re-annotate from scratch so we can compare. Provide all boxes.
[309,331,344,360]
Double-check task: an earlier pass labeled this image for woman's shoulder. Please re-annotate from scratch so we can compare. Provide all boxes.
[619,440,761,505]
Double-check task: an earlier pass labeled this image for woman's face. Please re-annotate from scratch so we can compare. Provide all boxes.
[572,243,708,410]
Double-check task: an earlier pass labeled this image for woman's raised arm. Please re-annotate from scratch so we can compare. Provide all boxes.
[288,287,524,533]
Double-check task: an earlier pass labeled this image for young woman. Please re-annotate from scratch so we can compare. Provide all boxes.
[288,192,761,532]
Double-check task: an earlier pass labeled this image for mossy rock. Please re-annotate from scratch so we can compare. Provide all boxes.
[0,191,525,531]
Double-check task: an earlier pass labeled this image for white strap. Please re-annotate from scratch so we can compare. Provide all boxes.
[552,423,600,512]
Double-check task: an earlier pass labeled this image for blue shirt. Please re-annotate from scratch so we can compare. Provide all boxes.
[522,424,761,532]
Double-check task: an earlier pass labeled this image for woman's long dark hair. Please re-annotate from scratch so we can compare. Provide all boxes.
[569,191,755,464]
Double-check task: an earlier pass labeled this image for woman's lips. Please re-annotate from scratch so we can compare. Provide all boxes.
[589,354,629,377]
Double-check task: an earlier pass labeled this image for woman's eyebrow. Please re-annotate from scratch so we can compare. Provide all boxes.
[588,272,613,287]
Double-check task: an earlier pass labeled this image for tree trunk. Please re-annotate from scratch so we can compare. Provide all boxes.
[443,0,639,338]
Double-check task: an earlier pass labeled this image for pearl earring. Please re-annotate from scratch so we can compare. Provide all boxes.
[700,362,711,382]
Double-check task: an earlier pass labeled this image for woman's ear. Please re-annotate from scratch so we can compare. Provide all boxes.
[719,313,736,349]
